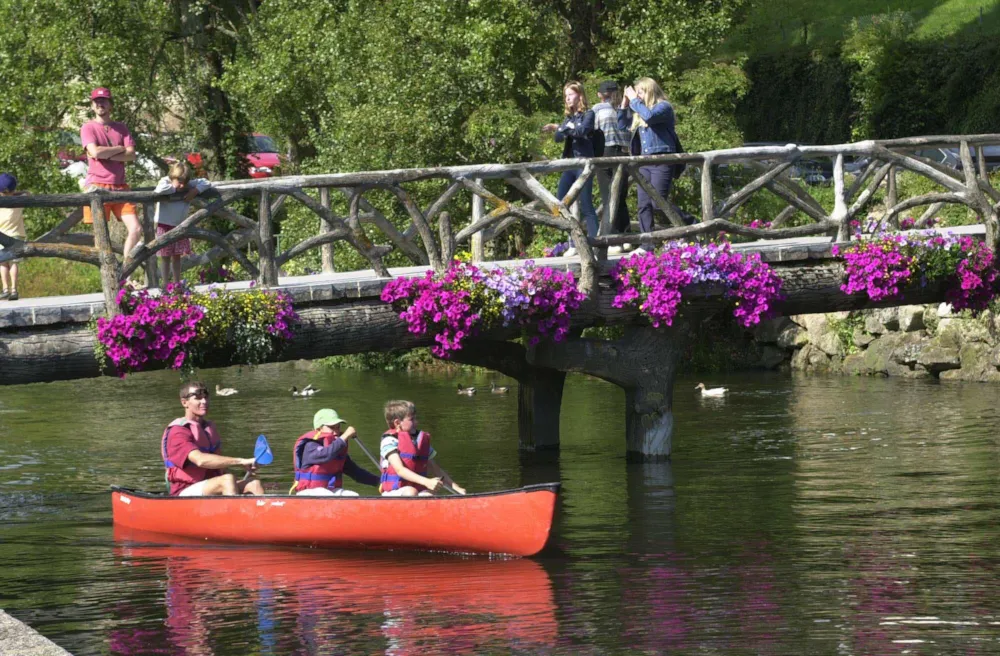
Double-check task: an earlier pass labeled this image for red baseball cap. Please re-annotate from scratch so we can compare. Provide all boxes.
[90,87,112,101]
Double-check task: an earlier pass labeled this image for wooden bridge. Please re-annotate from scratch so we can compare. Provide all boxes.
[2,134,998,460]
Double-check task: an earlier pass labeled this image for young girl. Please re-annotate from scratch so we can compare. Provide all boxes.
[542,82,598,256]
[153,162,211,286]
[619,77,683,253]
[0,173,26,301]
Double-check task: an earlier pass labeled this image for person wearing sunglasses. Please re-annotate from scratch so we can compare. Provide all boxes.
[161,381,264,496]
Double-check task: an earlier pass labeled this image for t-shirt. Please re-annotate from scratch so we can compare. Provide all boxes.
[153,177,212,226]
[0,207,26,239]
[80,120,134,186]
[379,432,436,471]
[164,422,223,495]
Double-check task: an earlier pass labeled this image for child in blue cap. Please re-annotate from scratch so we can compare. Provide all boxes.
[0,173,26,301]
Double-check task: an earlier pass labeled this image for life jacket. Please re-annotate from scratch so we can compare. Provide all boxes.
[161,417,222,494]
[292,430,347,493]
[379,429,431,493]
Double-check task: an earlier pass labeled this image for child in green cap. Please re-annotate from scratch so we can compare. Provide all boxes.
[290,408,380,496]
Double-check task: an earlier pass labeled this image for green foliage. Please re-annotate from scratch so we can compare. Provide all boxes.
[828,312,865,354]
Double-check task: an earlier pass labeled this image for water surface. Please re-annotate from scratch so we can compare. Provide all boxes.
[2,367,1000,654]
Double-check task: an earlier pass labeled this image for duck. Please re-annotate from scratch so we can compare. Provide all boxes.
[215,384,239,397]
[490,382,509,395]
[457,384,477,396]
[290,384,320,397]
[695,383,728,397]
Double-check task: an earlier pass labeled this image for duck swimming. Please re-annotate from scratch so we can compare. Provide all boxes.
[215,384,239,397]
[695,383,728,397]
[457,384,477,396]
[291,384,320,397]
[490,382,509,395]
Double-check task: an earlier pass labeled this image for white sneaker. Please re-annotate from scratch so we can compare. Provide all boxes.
[564,247,578,257]
[608,245,625,255]
[631,247,649,256]
[621,243,634,252]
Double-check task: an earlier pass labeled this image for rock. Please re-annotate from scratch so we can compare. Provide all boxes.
[863,333,903,375]
[790,343,832,372]
[956,343,998,380]
[842,353,867,376]
[815,331,845,357]
[897,305,925,332]
[874,307,900,331]
[754,317,793,344]
[757,345,786,369]
[916,345,961,373]
[886,360,932,378]
[776,324,808,349]
[865,315,886,335]
[791,313,831,340]
[853,327,875,348]
[923,306,940,334]
[938,318,991,347]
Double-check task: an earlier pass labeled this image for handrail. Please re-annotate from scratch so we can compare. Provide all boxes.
[1,134,999,317]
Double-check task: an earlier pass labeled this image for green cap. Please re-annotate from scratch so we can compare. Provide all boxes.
[313,408,347,430]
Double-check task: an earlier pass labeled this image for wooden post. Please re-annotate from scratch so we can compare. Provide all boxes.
[90,196,120,317]
[141,202,160,289]
[470,179,485,262]
[319,187,335,273]
[886,165,898,214]
[258,190,279,286]
[700,157,714,223]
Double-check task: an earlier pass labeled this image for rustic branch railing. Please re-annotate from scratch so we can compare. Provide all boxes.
[1,134,1000,317]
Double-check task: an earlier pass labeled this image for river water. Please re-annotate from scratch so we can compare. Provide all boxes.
[2,366,1000,654]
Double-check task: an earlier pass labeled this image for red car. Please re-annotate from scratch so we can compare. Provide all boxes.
[242,133,285,178]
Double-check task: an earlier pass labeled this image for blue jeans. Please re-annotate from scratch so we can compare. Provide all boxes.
[636,164,674,235]
[557,169,599,241]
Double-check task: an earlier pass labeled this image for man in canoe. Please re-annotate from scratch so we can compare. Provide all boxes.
[290,408,380,496]
[379,400,466,496]
[162,381,264,496]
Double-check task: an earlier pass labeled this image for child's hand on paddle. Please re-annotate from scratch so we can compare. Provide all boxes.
[450,482,467,495]
[424,477,442,491]
[341,426,357,440]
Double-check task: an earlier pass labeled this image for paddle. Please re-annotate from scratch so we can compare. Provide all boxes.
[354,436,459,495]
[242,434,273,481]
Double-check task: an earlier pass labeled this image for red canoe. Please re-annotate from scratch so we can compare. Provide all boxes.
[111,483,559,557]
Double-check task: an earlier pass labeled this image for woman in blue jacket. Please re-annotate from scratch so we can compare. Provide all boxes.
[542,81,598,255]
[618,77,683,252]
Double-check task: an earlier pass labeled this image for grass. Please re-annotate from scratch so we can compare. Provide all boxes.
[13,258,102,299]
[727,0,1000,55]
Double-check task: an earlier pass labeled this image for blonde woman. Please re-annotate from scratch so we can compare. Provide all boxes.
[618,77,684,252]
[542,82,598,255]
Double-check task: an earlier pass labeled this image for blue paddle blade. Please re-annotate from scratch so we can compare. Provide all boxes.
[254,434,274,466]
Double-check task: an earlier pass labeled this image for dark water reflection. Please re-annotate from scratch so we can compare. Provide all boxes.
[3,367,1000,654]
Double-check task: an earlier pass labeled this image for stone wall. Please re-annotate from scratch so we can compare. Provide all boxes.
[754,305,1000,381]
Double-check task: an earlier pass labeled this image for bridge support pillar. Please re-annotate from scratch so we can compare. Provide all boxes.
[447,340,565,452]
[528,323,689,462]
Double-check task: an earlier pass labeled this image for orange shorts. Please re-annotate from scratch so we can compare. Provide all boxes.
[82,183,138,224]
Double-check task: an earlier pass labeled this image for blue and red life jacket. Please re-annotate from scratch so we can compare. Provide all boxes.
[161,417,222,493]
[292,430,347,492]
[379,429,431,493]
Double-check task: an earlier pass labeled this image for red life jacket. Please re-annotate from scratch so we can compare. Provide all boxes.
[293,430,347,492]
[379,429,431,493]
[161,417,223,494]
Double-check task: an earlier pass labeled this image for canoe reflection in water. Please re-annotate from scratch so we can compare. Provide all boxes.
[112,529,558,655]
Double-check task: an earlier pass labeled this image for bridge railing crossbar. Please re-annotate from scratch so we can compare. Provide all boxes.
[1,134,999,316]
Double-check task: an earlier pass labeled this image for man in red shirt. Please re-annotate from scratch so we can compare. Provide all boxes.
[162,381,264,496]
[79,87,143,260]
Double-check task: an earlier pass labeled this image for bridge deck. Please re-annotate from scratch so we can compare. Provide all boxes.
[0,226,982,330]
